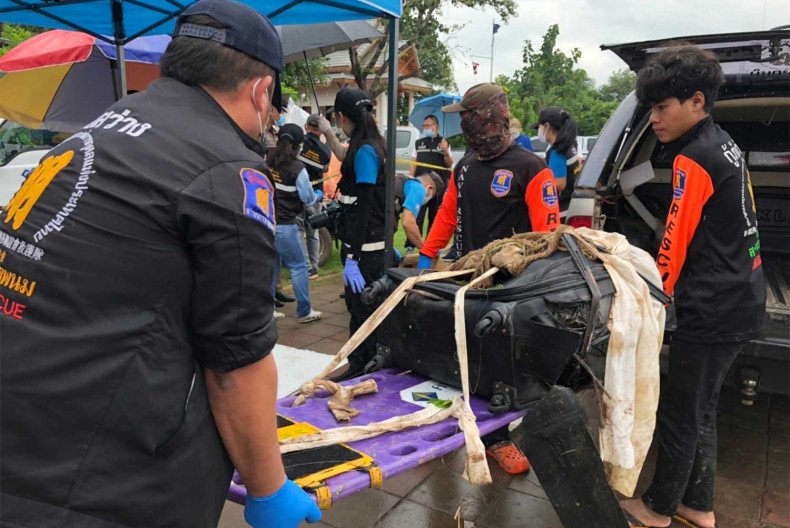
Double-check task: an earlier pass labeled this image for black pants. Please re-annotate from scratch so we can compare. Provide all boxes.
[342,249,386,371]
[643,338,743,516]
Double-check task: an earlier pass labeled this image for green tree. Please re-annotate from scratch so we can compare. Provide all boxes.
[280,57,329,108]
[598,68,636,102]
[349,0,517,101]
[0,24,41,57]
[501,24,617,136]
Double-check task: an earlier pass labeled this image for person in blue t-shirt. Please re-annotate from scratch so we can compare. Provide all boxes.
[531,107,580,208]
[397,172,445,250]
[331,88,390,380]
[509,117,534,152]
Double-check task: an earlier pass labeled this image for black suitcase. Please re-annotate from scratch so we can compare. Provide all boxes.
[362,240,616,412]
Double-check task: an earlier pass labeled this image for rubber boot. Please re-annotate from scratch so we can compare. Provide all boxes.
[510,385,628,528]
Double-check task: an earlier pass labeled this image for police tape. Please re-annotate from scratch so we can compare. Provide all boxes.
[311,173,341,186]
[395,158,451,172]
[309,157,450,188]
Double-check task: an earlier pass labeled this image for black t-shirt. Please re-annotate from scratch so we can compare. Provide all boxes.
[0,78,278,527]
[451,145,557,255]
[414,136,450,180]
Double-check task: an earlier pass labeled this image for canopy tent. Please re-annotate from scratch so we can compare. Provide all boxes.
[0,1,400,37]
[0,0,402,262]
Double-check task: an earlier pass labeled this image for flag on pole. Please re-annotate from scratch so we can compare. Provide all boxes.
[493,23,501,34]
[472,61,480,75]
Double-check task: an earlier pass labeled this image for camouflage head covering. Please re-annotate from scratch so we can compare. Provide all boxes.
[459,92,512,161]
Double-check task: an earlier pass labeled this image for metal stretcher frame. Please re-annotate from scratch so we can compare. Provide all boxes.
[227,368,527,508]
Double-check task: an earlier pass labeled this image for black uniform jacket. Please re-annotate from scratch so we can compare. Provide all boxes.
[0,78,278,527]
[421,144,560,258]
[656,116,765,342]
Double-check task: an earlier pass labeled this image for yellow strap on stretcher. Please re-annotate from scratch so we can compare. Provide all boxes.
[312,485,333,510]
[277,422,374,489]
[360,465,383,489]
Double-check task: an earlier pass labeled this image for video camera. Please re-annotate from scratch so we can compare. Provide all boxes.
[307,200,343,234]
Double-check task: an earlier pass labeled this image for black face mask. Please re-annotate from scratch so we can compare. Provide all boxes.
[460,93,512,161]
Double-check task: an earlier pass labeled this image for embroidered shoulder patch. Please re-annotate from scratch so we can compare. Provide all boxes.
[490,169,513,197]
[673,169,686,200]
[541,180,558,207]
[240,168,275,233]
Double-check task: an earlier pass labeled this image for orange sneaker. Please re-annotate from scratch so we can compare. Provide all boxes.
[486,441,531,474]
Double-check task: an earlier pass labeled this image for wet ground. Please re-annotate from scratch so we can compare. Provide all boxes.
[219,274,789,528]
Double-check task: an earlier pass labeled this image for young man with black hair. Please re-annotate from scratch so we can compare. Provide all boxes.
[0,1,320,526]
[621,44,765,528]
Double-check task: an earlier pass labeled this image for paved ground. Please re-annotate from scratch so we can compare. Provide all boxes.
[219,273,790,528]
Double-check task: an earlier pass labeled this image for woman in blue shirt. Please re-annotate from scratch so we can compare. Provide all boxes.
[531,106,580,208]
[332,88,389,380]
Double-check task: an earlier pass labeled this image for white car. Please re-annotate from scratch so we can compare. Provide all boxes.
[530,136,598,163]
[0,120,68,206]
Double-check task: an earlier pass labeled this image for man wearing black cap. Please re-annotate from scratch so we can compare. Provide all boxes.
[0,1,320,527]
[298,114,332,277]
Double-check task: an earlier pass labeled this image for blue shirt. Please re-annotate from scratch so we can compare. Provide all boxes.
[514,134,534,152]
[547,149,567,180]
[401,179,426,217]
[354,144,380,185]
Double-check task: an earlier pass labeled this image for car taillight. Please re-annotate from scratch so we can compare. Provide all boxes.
[566,215,593,229]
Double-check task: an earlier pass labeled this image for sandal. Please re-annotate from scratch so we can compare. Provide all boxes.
[485,441,530,474]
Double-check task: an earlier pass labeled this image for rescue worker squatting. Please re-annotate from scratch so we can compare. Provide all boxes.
[33,132,95,242]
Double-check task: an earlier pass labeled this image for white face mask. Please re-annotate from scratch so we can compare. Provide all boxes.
[537,124,547,143]
[251,78,273,144]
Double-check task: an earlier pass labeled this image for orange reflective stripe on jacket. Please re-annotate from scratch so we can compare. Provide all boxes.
[656,154,714,296]
[525,167,561,232]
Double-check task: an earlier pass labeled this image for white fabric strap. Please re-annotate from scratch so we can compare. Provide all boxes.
[343,241,385,252]
[566,154,579,165]
[298,154,326,170]
[275,183,297,192]
[339,195,357,204]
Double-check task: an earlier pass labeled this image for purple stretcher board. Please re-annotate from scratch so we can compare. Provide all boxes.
[227,368,527,506]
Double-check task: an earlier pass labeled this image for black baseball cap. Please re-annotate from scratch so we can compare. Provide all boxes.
[530,106,569,130]
[334,88,373,120]
[278,123,304,144]
[175,0,284,110]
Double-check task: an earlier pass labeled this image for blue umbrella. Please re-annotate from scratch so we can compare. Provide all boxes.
[408,93,462,138]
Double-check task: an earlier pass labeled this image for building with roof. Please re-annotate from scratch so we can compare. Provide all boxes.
[293,42,433,127]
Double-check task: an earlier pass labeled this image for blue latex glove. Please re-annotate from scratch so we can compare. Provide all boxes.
[417,254,432,269]
[314,189,323,202]
[343,258,366,293]
[393,248,403,264]
[244,479,321,528]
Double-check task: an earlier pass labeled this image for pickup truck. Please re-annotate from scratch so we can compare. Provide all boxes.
[566,29,790,397]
